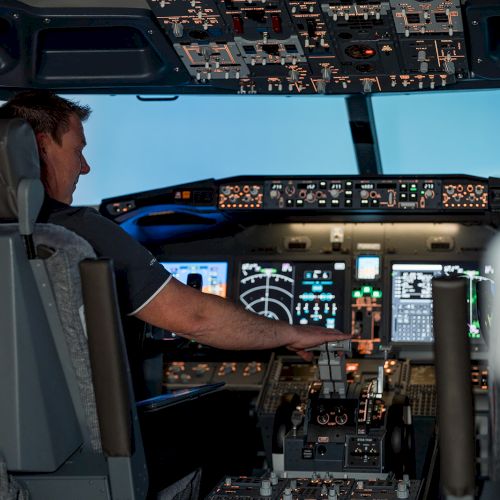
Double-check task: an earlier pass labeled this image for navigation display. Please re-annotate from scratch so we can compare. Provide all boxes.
[239,261,346,329]
[391,262,482,343]
[161,261,228,297]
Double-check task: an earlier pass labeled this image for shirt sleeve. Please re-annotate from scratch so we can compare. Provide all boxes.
[48,206,171,315]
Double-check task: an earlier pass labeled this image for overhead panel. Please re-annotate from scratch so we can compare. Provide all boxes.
[148,0,469,94]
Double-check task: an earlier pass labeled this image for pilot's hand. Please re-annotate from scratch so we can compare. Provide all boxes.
[286,326,350,361]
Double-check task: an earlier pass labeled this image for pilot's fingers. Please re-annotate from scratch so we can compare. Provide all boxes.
[294,329,350,349]
[322,330,350,340]
[293,349,314,362]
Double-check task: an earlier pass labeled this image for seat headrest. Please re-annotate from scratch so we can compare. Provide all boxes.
[0,118,44,234]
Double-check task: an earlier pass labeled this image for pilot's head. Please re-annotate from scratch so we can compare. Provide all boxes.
[0,90,92,205]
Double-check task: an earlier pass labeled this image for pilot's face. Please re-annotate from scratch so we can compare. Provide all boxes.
[37,113,90,204]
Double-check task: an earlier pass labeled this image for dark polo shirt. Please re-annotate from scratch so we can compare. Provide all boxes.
[38,195,171,315]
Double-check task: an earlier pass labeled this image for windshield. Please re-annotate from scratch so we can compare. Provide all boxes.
[70,94,357,205]
[373,90,500,177]
[41,90,500,205]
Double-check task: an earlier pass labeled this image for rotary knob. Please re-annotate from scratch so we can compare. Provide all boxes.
[335,413,348,425]
[260,479,272,497]
[328,487,339,500]
[306,191,316,203]
[396,480,409,499]
[317,412,330,425]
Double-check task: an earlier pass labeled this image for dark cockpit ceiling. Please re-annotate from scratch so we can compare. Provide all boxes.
[1,0,500,96]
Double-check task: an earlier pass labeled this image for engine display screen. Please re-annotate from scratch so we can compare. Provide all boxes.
[161,261,228,297]
[238,261,346,329]
[356,255,381,280]
[391,262,482,343]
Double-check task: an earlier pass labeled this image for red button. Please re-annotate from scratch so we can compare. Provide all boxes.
[232,15,243,34]
[271,15,282,33]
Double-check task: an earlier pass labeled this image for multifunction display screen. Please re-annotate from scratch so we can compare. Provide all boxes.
[161,261,228,297]
[239,261,346,329]
[391,262,482,343]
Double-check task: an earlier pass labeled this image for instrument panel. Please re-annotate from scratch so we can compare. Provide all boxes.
[158,236,491,359]
[100,175,497,359]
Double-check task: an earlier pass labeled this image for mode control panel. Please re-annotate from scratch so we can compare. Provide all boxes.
[265,179,442,210]
[217,176,489,211]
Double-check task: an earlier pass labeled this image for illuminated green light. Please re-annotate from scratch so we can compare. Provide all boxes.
[372,290,382,298]
[420,190,425,195]
[410,186,417,192]
[362,286,372,295]
[353,290,362,298]
[261,267,277,275]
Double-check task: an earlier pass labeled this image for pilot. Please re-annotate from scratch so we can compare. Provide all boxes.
[0,90,348,364]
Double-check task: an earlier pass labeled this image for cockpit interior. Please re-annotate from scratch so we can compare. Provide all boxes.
[1,1,500,499]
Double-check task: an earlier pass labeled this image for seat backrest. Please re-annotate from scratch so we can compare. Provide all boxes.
[0,119,84,472]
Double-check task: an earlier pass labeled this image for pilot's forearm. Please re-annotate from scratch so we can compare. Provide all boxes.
[136,278,347,351]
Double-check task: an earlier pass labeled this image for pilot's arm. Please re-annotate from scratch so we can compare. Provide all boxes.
[135,278,349,360]
[42,206,348,356]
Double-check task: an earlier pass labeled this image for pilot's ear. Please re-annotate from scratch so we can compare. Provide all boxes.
[35,132,50,158]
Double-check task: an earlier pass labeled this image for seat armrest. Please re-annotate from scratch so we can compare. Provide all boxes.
[79,258,132,457]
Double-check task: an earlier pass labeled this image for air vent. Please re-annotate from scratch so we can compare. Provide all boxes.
[426,236,454,251]
[284,236,311,251]
[431,242,451,250]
